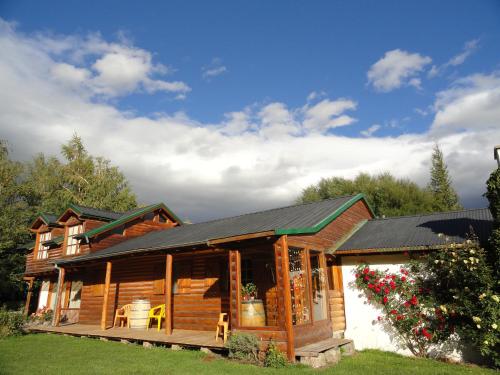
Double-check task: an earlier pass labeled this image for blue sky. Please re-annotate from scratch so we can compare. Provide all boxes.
[1,1,500,221]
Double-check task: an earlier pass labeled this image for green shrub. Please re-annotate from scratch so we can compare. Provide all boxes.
[0,308,25,338]
[225,333,259,363]
[264,342,287,368]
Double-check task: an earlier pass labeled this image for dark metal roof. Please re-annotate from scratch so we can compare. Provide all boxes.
[70,204,123,221]
[337,208,493,252]
[41,213,59,226]
[56,195,362,264]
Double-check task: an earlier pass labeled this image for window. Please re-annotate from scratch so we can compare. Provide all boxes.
[66,224,83,255]
[310,252,328,321]
[289,247,311,325]
[37,232,51,259]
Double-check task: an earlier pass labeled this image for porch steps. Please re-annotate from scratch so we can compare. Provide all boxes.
[295,337,355,368]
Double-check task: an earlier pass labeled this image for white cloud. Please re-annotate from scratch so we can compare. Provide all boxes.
[0,20,190,99]
[360,124,381,137]
[303,99,357,132]
[428,39,480,78]
[0,19,497,222]
[367,49,432,92]
[202,58,227,80]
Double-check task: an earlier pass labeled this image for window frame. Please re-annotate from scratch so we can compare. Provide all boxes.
[65,224,83,256]
[36,231,51,260]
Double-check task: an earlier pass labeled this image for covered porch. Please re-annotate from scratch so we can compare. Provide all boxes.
[28,324,225,349]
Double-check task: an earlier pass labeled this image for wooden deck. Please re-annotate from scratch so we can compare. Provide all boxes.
[28,324,225,349]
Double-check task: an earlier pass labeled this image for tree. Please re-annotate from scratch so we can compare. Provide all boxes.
[298,172,437,217]
[0,141,32,306]
[0,135,138,306]
[428,144,462,211]
[485,166,500,282]
[25,134,137,214]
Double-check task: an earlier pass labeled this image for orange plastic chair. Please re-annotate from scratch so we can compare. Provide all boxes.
[146,304,165,332]
[215,313,229,343]
[114,304,132,328]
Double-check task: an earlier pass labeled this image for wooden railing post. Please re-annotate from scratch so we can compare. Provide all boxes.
[23,277,34,317]
[165,254,173,335]
[53,267,66,326]
[100,261,112,330]
[280,235,295,361]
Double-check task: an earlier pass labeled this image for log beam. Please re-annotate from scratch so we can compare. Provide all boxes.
[100,261,112,330]
[280,235,295,361]
[165,253,173,335]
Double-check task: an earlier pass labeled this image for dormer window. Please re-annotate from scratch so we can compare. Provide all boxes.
[66,224,83,255]
[36,232,51,259]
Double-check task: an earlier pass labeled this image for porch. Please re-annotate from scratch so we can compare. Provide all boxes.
[28,324,225,349]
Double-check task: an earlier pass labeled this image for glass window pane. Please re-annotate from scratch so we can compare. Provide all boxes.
[288,247,311,325]
[310,253,328,321]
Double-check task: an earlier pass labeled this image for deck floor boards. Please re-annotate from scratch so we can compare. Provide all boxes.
[28,324,225,349]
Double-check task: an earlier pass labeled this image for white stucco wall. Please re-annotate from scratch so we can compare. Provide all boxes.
[37,280,50,310]
[341,254,480,362]
[341,254,412,355]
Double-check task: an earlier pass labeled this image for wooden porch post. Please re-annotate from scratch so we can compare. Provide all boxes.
[165,253,173,335]
[23,277,34,317]
[53,267,66,326]
[100,261,112,330]
[280,235,295,361]
[229,250,241,329]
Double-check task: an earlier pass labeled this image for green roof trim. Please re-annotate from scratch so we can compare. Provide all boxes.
[76,203,183,240]
[274,193,373,235]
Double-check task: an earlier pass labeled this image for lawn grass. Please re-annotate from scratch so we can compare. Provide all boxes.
[0,334,495,375]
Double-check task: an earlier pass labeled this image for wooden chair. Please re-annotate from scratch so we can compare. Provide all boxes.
[146,304,165,332]
[215,313,229,343]
[113,304,132,328]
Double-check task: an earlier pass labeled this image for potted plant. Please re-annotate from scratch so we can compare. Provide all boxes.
[241,283,258,301]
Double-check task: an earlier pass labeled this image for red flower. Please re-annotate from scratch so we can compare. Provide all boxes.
[368,283,374,289]
[404,301,410,308]
[383,296,388,304]
[396,315,404,321]
[390,309,397,315]
[370,271,375,276]
[390,281,396,290]
[363,267,369,274]
[422,328,432,340]
[355,273,360,278]
[384,287,390,295]
[401,276,407,282]
[377,316,382,321]
[375,287,381,293]
[364,276,370,281]
[410,295,418,306]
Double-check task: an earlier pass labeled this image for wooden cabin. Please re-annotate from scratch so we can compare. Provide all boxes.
[23,194,373,360]
[23,194,494,362]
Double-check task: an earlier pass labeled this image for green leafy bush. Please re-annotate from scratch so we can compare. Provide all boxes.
[226,333,259,362]
[0,308,25,338]
[264,341,287,368]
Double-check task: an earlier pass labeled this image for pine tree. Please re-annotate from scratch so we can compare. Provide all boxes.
[428,144,462,211]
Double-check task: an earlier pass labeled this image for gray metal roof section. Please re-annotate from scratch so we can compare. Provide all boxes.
[337,208,493,252]
[72,204,123,221]
[57,195,357,264]
[41,213,59,226]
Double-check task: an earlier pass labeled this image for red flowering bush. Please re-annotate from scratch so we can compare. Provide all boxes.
[354,264,453,357]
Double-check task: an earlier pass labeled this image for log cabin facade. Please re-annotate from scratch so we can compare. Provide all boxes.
[23,194,494,361]
[23,194,374,359]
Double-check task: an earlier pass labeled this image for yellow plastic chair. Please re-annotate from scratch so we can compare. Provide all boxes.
[146,304,165,332]
[114,304,132,328]
[215,313,229,343]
